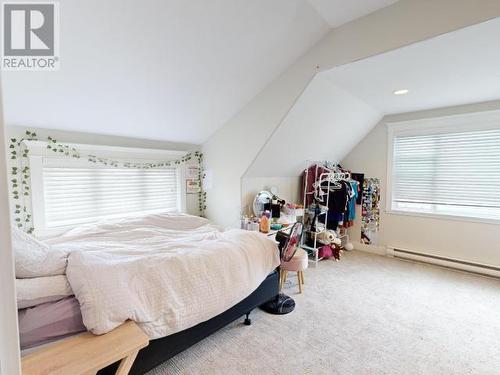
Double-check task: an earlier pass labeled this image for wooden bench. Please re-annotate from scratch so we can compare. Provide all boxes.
[22,321,149,375]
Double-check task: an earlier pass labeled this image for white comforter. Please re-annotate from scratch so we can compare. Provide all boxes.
[44,213,279,339]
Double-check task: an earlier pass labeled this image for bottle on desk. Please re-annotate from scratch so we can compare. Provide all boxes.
[240,216,249,230]
[260,210,271,233]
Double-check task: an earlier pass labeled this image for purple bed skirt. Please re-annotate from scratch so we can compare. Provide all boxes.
[18,296,86,350]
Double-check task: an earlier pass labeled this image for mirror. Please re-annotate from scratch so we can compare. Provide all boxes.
[253,191,273,217]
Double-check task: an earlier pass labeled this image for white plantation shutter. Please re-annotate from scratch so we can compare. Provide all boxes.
[43,166,180,228]
[391,128,500,220]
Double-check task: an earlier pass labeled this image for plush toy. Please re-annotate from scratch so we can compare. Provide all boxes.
[318,245,333,259]
[317,230,340,245]
[316,230,344,261]
[317,230,334,245]
[318,243,342,261]
[331,244,341,261]
[344,242,354,251]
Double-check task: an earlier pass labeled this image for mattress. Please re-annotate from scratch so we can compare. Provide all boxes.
[41,212,280,339]
[18,297,86,350]
[16,275,73,309]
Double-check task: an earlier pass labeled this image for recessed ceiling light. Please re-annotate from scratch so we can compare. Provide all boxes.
[393,89,409,95]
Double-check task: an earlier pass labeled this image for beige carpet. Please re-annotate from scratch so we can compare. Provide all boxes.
[147,251,500,375]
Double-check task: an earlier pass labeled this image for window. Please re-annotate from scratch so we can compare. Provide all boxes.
[28,142,185,231]
[387,111,500,222]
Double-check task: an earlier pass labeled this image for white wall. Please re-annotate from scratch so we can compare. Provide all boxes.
[0,86,21,375]
[342,100,500,267]
[202,0,500,228]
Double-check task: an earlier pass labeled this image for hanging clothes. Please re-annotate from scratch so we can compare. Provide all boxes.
[351,173,365,205]
[348,180,358,221]
[318,180,350,230]
[343,180,359,228]
[301,165,329,206]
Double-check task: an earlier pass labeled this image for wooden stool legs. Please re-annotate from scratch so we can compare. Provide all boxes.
[297,271,304,293]
[280,270,305,293]
[279,270,287,290]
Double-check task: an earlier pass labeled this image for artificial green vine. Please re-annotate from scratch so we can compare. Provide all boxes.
[9,131,36,232]
[196,152,207,214]
[9,130,205,233]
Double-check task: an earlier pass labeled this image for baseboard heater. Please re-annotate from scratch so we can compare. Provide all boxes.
[386,246,500,278]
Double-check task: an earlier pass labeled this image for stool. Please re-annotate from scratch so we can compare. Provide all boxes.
[280,248,308,293]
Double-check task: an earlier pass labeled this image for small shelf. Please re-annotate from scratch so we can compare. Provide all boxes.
[303,229,327,234]
[301,244,320,251]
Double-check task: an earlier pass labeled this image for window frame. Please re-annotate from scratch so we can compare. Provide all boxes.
[27,141,187,235]
[386,109,500,225]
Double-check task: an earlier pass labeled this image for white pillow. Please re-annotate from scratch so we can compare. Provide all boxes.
[16,275,73,309]
[11,229,68,278]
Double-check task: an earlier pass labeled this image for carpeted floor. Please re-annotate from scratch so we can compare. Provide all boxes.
[147,251,500,375]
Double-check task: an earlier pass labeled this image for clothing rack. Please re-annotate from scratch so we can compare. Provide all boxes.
[301,161,351,266]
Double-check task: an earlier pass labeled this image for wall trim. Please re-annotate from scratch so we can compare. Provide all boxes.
[387,246,500,278]
[353,242,500,278]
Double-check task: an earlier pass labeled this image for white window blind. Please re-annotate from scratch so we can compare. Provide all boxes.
[43,165,179,228]
[391,128,500,221]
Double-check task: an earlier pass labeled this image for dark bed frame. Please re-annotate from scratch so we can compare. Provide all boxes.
[98,270,279,375]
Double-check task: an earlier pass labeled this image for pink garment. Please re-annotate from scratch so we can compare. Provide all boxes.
[18,296,86,349]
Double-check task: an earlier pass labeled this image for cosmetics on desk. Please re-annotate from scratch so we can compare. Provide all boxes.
[259,210,271,233]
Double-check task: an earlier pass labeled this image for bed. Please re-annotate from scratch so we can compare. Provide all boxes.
[17,212,280,373]
[100,271,278,375]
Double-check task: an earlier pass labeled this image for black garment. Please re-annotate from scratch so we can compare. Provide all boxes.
[318,180,350,230]
[319,212,339,231]
[351,173,365,205]
[321,180,349,214]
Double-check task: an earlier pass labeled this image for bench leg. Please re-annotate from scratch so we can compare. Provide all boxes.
[115,350,139,375]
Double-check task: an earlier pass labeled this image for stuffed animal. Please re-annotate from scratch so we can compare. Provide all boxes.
[316,230,345,261]
[318,245,333,259]
[317,230,338,245]
[318,243,342,261]
[331,243,341,261]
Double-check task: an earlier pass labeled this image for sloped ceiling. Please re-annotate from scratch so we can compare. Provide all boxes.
[306,0,400,27]
[2,0,407,145]
[323,17,500,114]
[2,0,329,144]
[244,74,382,177]
[244,18,500,177]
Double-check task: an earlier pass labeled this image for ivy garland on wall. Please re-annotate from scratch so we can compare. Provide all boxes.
[9,130,206,233]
